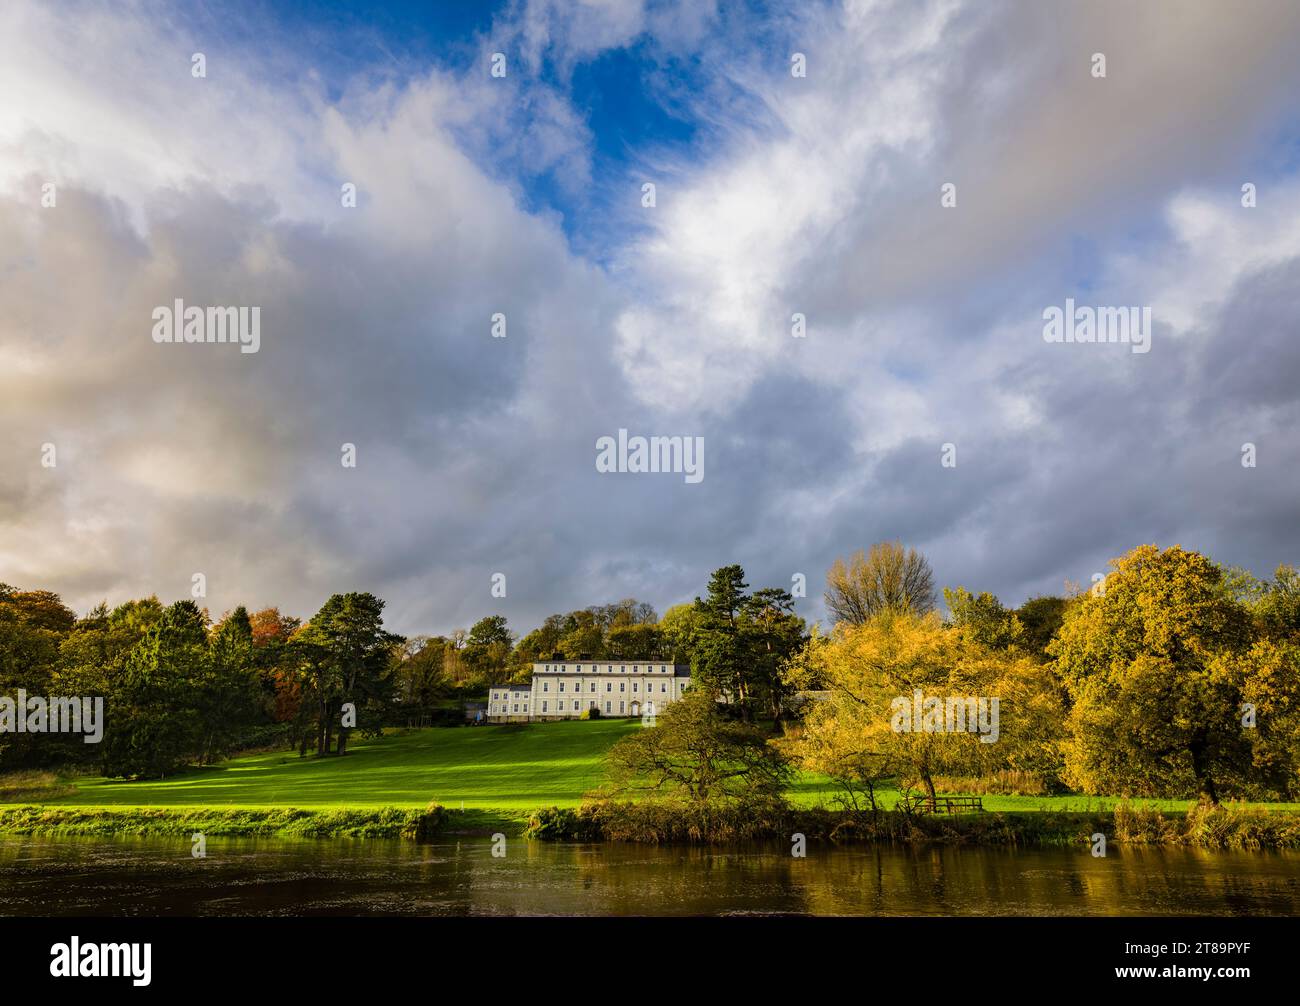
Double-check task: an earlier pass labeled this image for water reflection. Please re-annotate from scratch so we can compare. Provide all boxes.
[0,836,1296,916]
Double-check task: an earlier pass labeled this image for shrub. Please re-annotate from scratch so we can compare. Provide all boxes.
[579,707,601,720]
[401,802,448,842]
[522,806,598,840]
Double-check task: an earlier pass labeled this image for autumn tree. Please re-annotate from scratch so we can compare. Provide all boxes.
[1050,545,1262,803]
[825,542,936,625]
[790,612,1064,808]
[248,607,302,723]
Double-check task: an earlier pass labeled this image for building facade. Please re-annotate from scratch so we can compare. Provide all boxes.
[487,660,691,722]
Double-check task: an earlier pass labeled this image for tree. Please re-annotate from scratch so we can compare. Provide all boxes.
[248,607,302,725]
[558,609,604,659]
[1254,565,1300,641]
[463,615,513,683]
[606,690,791,803]
[606,622,665,659]
[944,587,1021,650]
[1014,595,1068,659]
[198,607,262,764]
[789,611,1064,808]
[0,586,75,769]
[102,601,208,778]
[295,593,403,756]
[824,542,936,625]
[742,587,806,726]
[659,603,702,662]
[691,565,750,715]
[1050,545,1257,803]
[393,635,449,713]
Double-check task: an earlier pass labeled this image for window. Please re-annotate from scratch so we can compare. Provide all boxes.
[543,682,549,692]
[512,704,518,713]
[620,665,626,673]
[542,701,548,712]
[632,682,638,693]
[559,682,565,692]
[604,702,611,713]
[620,682,625,692]
[633,665,638,672]
[606,682,612,692]
[661,665,667,673]
[660,682,667,693]
[619,701,625,713]
[591,682,597,692]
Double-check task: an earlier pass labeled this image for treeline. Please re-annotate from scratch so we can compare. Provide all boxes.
[792,543,1300,805]
[0,567,806,778]
[588,542,1300,812]
[0,587,399,778]
[5,541,1298,804]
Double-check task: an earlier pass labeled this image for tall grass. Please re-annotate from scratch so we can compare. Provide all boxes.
[0,802,448,841]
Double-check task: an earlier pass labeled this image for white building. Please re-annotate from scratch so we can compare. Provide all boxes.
[487,660,691,722]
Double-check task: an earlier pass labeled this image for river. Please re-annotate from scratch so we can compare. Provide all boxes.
[1,836,1297,915]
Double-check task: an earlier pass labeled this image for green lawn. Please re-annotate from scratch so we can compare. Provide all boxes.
[32,721,641,811]
[6,722,1298,815]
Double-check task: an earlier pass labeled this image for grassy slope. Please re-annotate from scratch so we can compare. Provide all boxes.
[5,722,1298,818]
[33,721,639,811]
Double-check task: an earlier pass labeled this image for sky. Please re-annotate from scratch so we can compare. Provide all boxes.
[1,0,1299,637]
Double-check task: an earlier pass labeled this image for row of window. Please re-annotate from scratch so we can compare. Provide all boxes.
[495,681,676,701]
[546,680,671,694]
[489,697,668,715]
[541,664,672,674]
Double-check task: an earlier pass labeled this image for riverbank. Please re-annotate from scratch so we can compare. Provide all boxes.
[5,799,1299,849]
[521,799,1300,849]
[0,804,467,841]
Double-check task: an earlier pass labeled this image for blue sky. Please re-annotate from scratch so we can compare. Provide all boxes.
[2,0,1300,637]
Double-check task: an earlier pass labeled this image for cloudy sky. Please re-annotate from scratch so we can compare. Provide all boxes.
[2,0,1299,636]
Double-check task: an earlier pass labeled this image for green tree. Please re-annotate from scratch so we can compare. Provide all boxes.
[102,600,208,778]
[1014,595,1068,659]
[944,587,1021,650]
[742,587,806,726]
[197,607,262,764]
[606,690,791,803]
[606,622,665,659]
[691,565,750,715]
[463,615,513,683]
[296,593,403,756]
[0,586,75,769]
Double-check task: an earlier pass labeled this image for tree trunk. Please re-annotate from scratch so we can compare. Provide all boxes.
[921,768,937,811]
[1190,737,1218,805]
